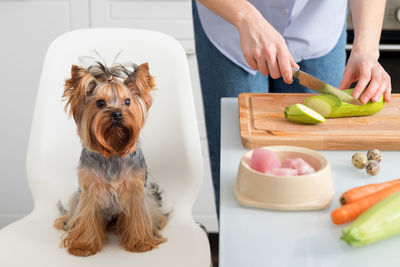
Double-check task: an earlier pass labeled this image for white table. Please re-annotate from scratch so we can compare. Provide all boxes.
[219,98,400,267]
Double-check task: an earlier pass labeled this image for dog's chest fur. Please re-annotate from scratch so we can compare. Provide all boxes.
[77,146,148,223]
[79,146,147,181]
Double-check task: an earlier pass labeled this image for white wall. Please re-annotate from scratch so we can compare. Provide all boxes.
[0,0,218,232]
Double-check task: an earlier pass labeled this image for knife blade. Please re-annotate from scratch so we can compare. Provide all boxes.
[292,67,363,106]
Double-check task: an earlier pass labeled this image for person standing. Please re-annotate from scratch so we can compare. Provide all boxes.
[192,0,392,213]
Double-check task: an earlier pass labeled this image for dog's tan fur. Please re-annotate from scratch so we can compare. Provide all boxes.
[54,61,167,256]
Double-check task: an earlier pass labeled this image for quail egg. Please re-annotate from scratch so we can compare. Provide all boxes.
[367,149,381,163]
[366,160,380,176]
[352,152,368,169]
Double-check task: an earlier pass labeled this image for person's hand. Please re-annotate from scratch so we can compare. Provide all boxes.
[338,50,391,103]
[235,10,299,84]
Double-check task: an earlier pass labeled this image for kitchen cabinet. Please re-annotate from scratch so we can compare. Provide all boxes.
[0,0,218,232]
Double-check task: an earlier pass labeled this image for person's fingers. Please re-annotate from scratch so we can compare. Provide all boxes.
[352,67,371,101]
[277,49,293,84]
[290,56,300,69]
[384,75,392,103]
[255,51,269,76]
[265,48,280,79]
[360,67,382,104]
[243,51,258,71]
[372,73,387,103]
[248,57,259,71]
[338,67,355,91]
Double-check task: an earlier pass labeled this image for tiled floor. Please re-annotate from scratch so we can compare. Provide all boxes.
[209,233,219,267]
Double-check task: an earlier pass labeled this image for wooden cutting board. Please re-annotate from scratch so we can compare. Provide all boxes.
[239,93,400,150]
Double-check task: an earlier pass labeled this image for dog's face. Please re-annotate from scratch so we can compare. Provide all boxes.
[63,62,155,157]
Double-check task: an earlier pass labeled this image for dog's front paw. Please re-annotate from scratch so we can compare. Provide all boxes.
[62,233,103,257]
[121,236,166,253]
[67,244,101,257]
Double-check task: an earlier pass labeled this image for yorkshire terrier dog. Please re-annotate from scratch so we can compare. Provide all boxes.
[54,59,168,256]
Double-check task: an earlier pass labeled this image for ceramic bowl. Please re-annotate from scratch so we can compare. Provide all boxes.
[235,146,333,210]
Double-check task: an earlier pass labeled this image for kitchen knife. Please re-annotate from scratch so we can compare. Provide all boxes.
[292,67,363,106]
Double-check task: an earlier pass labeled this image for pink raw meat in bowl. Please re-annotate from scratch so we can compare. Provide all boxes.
[249,147,281,173]
[282,157,315,175]
[249,148,315,176]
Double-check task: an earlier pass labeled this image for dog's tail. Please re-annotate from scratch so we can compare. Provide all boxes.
[56,190,81,215]
[57,201,68,215]
[148,182,172,220]
[148,182,163,207]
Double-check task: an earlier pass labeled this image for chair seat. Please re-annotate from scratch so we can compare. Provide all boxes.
[0,210,210,267]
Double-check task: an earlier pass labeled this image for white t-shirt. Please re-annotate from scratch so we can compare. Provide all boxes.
[196,0,347,74]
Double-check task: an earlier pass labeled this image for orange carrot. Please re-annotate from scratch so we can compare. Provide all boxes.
[340,179,400,205]
[332,183,400,225]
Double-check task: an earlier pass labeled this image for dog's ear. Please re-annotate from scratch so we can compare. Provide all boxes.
[124,62,155,109]
[63,65,96,120]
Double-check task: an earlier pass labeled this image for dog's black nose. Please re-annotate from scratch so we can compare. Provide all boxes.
[111,111,122,123]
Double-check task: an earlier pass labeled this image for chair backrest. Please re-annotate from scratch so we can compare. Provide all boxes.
[26,29,203,220]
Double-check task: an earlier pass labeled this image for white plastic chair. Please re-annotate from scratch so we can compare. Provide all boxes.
[0,28,211,267]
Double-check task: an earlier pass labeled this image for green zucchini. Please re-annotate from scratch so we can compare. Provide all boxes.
[341,192,400,247]
[284,103,326,124]
[304,89,384,118]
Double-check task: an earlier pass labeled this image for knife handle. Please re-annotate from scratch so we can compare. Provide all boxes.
[292,67,299,78]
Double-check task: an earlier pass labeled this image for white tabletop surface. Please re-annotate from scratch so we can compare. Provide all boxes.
[219,98,400,267]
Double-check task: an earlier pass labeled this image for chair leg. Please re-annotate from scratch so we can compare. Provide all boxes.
[196,221,215,267]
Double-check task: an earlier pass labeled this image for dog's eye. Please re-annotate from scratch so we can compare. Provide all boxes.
[124,98,130,106]
[96,99,106,108]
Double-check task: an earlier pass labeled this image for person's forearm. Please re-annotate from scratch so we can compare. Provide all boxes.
[350,0,386,59]
[197,0,260,28]
[197,0,299,82]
